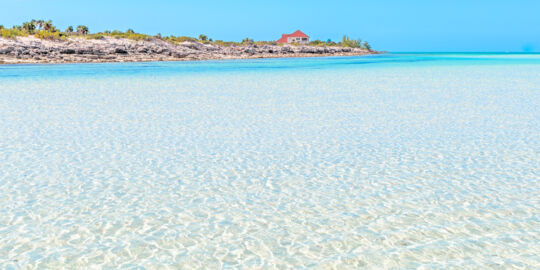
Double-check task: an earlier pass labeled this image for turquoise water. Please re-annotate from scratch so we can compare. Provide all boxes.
[0,54,539,268]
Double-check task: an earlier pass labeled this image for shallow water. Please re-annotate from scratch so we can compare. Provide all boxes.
[0,54,539,268]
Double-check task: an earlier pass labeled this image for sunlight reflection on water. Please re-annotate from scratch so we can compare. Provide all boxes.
[0,54,539,268]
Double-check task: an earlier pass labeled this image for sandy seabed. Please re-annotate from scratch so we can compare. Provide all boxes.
[0,55,539,268]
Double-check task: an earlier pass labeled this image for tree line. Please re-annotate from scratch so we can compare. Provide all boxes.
[1,20,372,51]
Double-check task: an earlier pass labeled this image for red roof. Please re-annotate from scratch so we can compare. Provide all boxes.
[277,30,309,43]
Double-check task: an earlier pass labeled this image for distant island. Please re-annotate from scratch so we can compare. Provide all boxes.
[0,20,377,64]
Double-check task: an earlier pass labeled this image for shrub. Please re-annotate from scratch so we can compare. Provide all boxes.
[253,41,276,46]
[213,40,239,47]
[35,30,66,40]
[241,37,254,44]
[180,36,197,42]
[340,35,363,48]
[86,34,104,40]
[103,30,152,41]
[165,36,198,43]
[0,28,26,39]
[128,33,152,41]
[363,41,372,51]
[309,40,327,46]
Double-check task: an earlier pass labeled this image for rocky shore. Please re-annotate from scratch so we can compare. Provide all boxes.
[0,36,376,64]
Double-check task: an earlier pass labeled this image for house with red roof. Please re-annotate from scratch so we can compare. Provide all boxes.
[277,30,310,44]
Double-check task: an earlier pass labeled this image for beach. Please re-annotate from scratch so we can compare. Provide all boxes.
[0,54,539,268]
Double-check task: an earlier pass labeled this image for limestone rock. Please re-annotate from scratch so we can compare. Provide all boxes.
[0,36,375,64]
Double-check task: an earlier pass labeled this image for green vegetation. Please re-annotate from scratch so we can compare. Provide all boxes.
[1,27,27,39]
[35,30,66,40]
[86,34,104,40]
[308,36,372,50]
[254,41,277,46]
[212,40,238,47]
[242,37,254,44]
[0,20,374,51]
[339,36,372,50]
[22,21,36,34]
[308,40,328,46]
[43,20,54,31]
[363,41,372,51]
[76,25,89,35]
[198,34,208,41]
[196,34,214,43]
[0,19,62,40]
[90,30,152,41]
[340,35,363,48]
[164,35,197,44]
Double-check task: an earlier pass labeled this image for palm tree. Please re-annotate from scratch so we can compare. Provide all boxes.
[65,26,74,33]
[43,20,53,31]
[22,21,36,34]
[76,25,89,35]
[37,20,44,30]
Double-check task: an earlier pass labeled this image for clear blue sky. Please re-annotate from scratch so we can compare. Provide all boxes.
[2,0,539,52]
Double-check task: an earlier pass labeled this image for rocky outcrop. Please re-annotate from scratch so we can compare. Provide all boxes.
[0,36,376,64]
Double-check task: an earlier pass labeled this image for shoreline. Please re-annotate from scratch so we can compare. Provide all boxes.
[0,36,378,65]
[0,51,379,65]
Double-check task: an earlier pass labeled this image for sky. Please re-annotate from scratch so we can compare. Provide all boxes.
[1,0,539,52]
